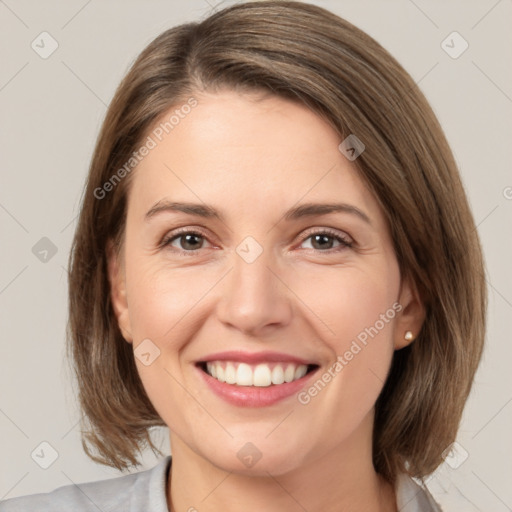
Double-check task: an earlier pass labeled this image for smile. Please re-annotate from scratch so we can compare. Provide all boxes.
[199,361,318,387]
[196,360,320,407]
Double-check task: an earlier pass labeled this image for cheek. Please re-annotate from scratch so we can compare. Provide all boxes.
[291,262,399,412]
[292,261,399,350]
[124,255,203,342]
[123,260,201,428]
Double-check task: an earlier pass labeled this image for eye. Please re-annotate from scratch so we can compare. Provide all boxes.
[160,229,212,254]
[298,229,353,252]
[160,227,354,256]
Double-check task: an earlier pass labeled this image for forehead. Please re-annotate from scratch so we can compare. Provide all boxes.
[128,90,380,223]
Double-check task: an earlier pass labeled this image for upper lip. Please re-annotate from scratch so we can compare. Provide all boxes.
[197,350,317,366]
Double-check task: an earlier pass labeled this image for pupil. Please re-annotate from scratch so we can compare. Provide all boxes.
[313,234,332,250]
[179,234,335,251]
[183,234,201,250]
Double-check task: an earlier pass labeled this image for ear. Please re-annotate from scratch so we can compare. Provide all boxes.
[106,238,133,343]
[394,274,426,350]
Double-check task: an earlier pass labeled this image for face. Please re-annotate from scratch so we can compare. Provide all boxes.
[108,89,423,476]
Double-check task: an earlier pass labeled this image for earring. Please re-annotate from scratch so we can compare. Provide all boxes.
[404,331,414,342]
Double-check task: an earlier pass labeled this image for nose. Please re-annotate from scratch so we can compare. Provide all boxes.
[215,245,293,336]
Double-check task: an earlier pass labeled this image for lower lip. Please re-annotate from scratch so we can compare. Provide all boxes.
[196,364,319,407]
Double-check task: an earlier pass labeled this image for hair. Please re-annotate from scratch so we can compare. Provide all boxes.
[66,0,487,484]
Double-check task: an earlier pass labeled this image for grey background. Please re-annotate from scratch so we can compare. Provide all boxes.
[1,0,511,510]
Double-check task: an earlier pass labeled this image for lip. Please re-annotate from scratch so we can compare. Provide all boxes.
[197,350,316,365]
[195,362,320,407]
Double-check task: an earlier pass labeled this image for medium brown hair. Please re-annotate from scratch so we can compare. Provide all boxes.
[66,0,486,483]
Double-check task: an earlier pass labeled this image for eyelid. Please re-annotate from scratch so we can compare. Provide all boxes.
[159,227,214,251]
[297,226,354,246]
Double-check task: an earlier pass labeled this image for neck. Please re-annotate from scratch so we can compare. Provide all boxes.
[166,412,396,512]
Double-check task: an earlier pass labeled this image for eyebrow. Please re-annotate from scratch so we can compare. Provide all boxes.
[144,200,371,225]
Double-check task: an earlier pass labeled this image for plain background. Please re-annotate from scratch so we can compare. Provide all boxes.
[0,0,511,510]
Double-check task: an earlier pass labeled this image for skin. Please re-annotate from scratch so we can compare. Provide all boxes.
[108,89,425,512]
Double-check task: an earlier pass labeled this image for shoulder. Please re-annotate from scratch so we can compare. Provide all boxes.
[395,473,443,512]
[0,456,171,512]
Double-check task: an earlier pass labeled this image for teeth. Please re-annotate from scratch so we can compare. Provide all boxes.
[204,361,310,387]
[216,365,225,383]
[237,363,253,385]
[225,363,236,384]
[284,364,295,383]
[294,364,308,380]
[253,364,271,387]
[271,365,285,384]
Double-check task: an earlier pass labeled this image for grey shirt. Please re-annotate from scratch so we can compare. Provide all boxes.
[0,456,441,511]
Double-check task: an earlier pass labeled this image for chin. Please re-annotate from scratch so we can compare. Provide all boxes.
[202,441,308,477]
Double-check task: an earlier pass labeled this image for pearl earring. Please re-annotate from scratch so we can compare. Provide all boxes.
[404,331,414,341]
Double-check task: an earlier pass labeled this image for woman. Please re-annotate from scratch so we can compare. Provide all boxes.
[0,1,486,511]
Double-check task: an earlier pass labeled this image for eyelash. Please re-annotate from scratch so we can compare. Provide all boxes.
[159,227,354,256]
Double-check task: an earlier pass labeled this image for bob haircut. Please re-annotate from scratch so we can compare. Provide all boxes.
[66,0,486,484]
